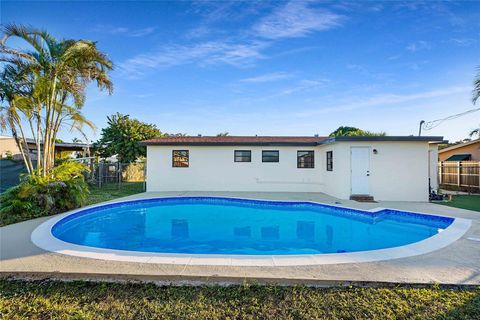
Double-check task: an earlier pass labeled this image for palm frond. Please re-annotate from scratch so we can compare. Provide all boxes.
[0,46,37,63]
[470,128,480,138]
[473,66,480,105]
[1,23,53,61]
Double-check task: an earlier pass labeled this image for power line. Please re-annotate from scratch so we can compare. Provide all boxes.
[419,106,480,134]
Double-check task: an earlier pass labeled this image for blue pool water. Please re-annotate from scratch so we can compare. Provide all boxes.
[52,197,454,255]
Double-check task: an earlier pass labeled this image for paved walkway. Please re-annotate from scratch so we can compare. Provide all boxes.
[1,191,479,286]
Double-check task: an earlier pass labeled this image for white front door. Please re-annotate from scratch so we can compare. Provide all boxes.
[351,147,370,195]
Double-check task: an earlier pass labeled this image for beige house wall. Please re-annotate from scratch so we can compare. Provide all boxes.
[0,137,21,159]
[439,141,480,161]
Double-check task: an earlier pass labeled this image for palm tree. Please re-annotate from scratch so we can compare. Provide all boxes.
[0,64,35,173]
[0,24,113,176]
[470,68,480,138]
[474,67,480,105]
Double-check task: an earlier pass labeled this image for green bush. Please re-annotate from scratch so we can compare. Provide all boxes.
[0,161,89,224]
[4,150,14,160]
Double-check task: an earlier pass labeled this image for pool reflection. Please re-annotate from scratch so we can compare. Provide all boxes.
[171,219,189,240]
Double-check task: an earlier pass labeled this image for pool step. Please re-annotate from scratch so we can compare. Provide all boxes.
[350,194,376,202]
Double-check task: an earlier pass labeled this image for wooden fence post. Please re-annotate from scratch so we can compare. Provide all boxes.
[457,161,461,186]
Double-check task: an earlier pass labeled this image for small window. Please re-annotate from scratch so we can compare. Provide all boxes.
[297,151,314,168]
[234,150,251,162]
[262,150,279,162]
[326,151,333,171]
[172,150,189,167]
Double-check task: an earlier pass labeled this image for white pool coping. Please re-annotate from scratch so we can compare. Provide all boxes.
[31,197,472,267]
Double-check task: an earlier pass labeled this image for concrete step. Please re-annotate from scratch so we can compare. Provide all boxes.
[350,194,376,202]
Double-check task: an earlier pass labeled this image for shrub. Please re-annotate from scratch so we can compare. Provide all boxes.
[0,161,90,224]
[121,162,145,182]
[4,150,14,160]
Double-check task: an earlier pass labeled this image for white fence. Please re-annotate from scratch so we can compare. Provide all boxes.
[438,161,480,191]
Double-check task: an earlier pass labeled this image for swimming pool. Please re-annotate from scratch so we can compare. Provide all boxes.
[31,197,471,266]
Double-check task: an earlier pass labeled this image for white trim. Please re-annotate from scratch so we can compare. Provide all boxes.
[31,197,471,267]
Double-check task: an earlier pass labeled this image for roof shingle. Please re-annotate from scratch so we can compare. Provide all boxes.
[141,135,445,146]
[141,136,327,146]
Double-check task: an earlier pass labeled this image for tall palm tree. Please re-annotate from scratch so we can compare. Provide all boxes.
[0,24,113,176]
[0,64,35,173]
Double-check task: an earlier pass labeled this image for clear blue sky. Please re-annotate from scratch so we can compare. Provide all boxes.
[3,0,480,142]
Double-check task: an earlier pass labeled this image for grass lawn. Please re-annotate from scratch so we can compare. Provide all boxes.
[0,182,144,227]
[1,280,479,319]
[86,182,145,205]
[439,195,480,212]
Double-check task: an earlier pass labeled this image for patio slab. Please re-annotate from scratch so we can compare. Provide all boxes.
[1,191,479,286]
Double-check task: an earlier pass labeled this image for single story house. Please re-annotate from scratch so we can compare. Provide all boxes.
[439,139,480,162]
[0,135,91,160]
[141,135,444,202]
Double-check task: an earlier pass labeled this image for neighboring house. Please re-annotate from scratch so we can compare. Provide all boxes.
[0,136,91,160]
[141,135,443,202]
[0,136,21,159]
[438,139,480,161]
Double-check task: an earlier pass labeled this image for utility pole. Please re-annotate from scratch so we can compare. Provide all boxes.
[418,120,425,136]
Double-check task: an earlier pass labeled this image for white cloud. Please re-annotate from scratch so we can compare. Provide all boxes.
[117,41,266,78]
[93,25,156,37]
[279,79,329,95]
[388,54,402,61]
[295,86,471,117]
[191,0,269,23]
[240,72,291,83]
[253,1,345,39]
[449,38,477,47]
[251,78,330,101]
[129,27,156,37]
[347,64,369,73]
[133,93,156,99]
[346,64,392,80]
[406,40,430,52]
[118,1,347,78]
[184,26,212,39]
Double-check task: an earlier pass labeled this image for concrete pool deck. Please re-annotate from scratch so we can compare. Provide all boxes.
[1,191,480,286]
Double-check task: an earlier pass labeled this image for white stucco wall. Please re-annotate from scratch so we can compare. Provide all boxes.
[428,144,439,191]
[320,144,348,200]
[146,146,323,193]
[374,142,429,201]
[146,141,434,201]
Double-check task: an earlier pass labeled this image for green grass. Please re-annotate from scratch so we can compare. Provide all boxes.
[86,182,144,205]
[0,280,479,319]
[0,182,144,227]
[439,195,480,212]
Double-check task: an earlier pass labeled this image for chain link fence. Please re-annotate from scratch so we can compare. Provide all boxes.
[74,158,146,191]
